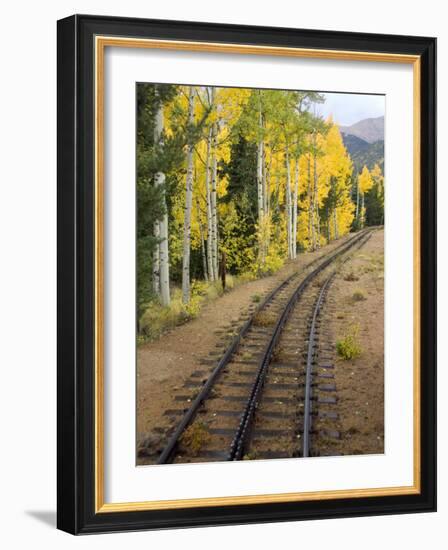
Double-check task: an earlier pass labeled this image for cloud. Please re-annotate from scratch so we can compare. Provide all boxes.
[314,92,385,126]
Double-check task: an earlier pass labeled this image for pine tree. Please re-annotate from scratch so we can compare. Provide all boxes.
[365,163,384,225]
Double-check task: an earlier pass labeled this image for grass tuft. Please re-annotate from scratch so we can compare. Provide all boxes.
[336,324,362,360]
[253,311,277,327]
[352,289,367,302]
[179,422,211,454]
[343,270,359,282]
[243,452,258,460]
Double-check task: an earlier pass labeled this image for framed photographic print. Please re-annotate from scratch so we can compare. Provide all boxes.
[57,14,436,534]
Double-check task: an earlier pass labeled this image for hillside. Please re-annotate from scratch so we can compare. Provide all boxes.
[340,116,384,143]
[342,134,384,173]
[339,116,384,174]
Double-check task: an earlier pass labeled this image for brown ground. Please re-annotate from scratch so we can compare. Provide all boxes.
[314,229,384,455]
[137,233,355,440]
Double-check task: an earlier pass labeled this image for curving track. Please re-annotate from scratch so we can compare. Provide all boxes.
[157,230,372,464]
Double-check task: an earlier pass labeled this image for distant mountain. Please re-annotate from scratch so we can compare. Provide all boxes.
[340,116,384,144]
[341,133,384,174]
[339,116,384,174]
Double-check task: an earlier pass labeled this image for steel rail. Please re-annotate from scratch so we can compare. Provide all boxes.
[302,272,335,457]
[302,231,373,456]
[228,230,371,460]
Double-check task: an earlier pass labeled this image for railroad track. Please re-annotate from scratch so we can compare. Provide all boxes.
[157,230,372,464]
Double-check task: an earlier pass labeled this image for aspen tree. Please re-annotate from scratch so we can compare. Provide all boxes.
[153,87,170,306]
[333,196,339,239]
[321,123,352,240]
[311,132,318,250]
[265,149,272,215]
[205,125,214,281]
[265,148,272,253]
[181,87,195,304]
[358,165,373,228]
[211,89,219,281]
[257,92,265,225]
[139,84,365,321]
[292,157,299,258]
[307,153,313,248]
[152,219,160,294]
[356,178,360,221]
[285,147,293,259]
[195,196,208,281]
[370,163,385,225]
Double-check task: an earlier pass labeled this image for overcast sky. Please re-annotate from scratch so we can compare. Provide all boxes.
[312,92,385,126]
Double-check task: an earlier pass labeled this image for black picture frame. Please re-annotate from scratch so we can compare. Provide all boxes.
[57,14,436,534]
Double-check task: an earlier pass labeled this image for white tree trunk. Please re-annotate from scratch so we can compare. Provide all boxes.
[311,135,318,250]
[257,137,266,264]
[153,88,170,306]
[262,147,267,216]
[333,206,339,239]
[257,104,264,225]
[211,128,218,281]
[307,154,313,250]
[265,152,272,253]
[205,127,214,282]
[316,208,321,247]
[361,193,365,228]
[210,88,219,281]
[292,158,299,259]
[181,87,195,304]
[195,197,208,281]
[356,178,360,222]
[159,199,170,307]
[266,151,272,215]
[152,220,160,294]
[285,148,293,259]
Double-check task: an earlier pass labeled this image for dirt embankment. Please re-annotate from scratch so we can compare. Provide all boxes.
[315,229,384,456]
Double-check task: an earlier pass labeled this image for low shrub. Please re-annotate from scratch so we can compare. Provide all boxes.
[243,452,258,460]
[179,421,211,454]
[139,284,209,342]
[336,324,362,360]
[253,311,277,327]
[343,270,359,282]
[225,274,235,291]
[352,289,367,302]
[138,249,287,345]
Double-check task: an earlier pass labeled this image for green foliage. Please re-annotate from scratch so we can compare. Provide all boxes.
[139,281,222,341]
[136,83,383,339]
[136,83,183,318]
[251,239,285,277]
[224,134,258,223]
[219,201,257,274]
[336,324,362,360]
[365,165,385,226]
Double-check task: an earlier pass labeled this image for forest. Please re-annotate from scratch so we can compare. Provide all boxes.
[137,84,384,339]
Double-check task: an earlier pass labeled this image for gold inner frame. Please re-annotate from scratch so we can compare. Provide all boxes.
[94,35,421,513]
